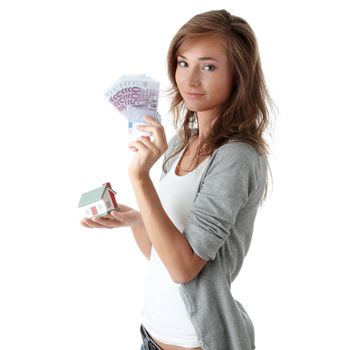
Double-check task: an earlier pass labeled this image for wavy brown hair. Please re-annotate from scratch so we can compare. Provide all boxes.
[163,9,276,203]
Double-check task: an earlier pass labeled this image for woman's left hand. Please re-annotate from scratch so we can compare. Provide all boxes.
[128,115,168,180]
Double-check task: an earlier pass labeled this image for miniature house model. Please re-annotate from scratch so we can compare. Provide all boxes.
[78,182,119,218]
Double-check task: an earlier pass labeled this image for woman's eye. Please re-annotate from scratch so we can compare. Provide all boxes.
[178,60,188,68]
[177,61,215,71]
[203,64,215,71]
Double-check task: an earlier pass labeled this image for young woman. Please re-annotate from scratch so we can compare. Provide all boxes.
[81,9,274,350]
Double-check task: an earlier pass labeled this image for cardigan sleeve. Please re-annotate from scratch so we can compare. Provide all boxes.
[182,142,260,261]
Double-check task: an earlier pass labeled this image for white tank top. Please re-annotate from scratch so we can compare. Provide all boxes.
[142,148,210,347]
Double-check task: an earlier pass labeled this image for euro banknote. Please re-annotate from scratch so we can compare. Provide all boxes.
[105,74,161,136]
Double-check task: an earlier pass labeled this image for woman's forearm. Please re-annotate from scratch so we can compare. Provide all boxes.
[130,215,152,260]
[130,175,205,283]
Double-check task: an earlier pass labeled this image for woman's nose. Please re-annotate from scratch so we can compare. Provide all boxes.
[187,69,201,87]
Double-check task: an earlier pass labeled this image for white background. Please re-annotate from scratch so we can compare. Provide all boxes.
[0,0,349,349]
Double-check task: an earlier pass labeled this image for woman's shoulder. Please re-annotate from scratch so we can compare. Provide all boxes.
[217,140,258,153]
[213,141,262,163]
[167,133,181,150]
[166,132,264,164]
[167,129,197,147]
[209,141,268,184]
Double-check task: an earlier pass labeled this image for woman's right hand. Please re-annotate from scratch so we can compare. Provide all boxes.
[80,203,142,229]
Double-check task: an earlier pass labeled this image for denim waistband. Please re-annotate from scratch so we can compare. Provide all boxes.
[140,324,163,350]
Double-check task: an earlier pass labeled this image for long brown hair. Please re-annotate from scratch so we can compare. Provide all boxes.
[163,9,276,203]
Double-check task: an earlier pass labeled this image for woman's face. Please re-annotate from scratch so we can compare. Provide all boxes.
[175,35,233,116]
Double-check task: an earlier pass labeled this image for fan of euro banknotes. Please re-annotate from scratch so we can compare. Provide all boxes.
[105,74,161,136]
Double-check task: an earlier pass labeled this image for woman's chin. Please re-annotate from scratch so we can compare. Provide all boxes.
[185,104,204,113]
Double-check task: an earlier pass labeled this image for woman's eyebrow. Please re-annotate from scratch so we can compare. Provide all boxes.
[178,54,220,62]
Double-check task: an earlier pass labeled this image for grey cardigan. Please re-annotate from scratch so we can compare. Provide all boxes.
[159,132,267,350]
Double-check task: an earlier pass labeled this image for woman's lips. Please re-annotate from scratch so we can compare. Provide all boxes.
[186,92,205,98]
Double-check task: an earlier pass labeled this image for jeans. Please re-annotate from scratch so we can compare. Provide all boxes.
[140,341,161,349]
[140,342,158,349]
[140,324,163,350]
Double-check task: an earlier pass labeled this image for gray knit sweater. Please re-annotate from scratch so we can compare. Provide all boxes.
[159,132,267,350]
